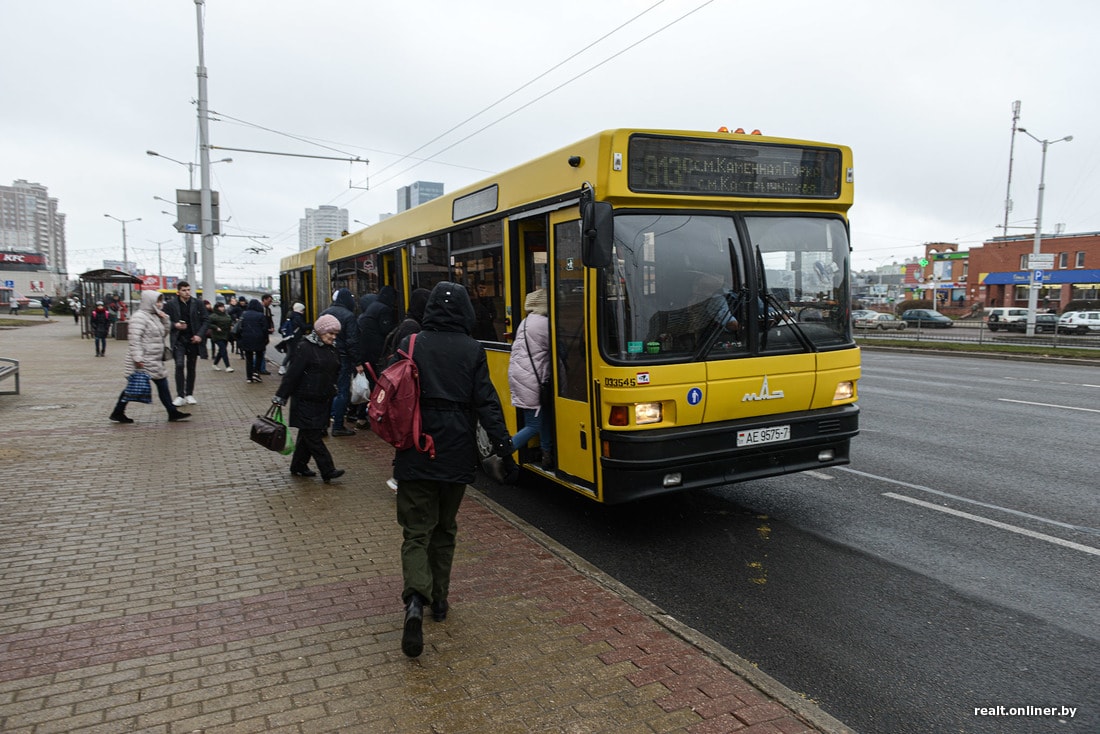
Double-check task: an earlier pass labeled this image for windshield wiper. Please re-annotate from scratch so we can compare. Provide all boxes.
[756,245,813,351]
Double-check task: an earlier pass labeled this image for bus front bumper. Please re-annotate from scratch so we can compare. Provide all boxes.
[597,404,859,504]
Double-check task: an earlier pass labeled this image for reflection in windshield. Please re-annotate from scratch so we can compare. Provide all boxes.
[599,214,850,363]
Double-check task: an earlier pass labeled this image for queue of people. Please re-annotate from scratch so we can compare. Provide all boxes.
[100,279,554,661]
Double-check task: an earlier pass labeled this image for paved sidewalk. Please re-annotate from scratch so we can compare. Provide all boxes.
[0,318,850,733]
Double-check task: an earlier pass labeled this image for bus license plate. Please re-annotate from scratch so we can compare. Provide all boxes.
[737,425,790,447]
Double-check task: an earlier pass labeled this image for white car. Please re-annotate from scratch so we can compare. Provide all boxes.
[985,307,1030,332]
[1057,311,1100,334]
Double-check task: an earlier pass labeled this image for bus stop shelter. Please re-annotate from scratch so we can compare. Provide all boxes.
[77,269,142,340]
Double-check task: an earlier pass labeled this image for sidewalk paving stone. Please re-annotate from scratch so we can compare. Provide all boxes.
[0,319,849,733]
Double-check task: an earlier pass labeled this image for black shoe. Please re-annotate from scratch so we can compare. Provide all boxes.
[331,427,356,437]
[322,469,345,484]
[431,600,449,622]
[402,595,424,658]
[290,468,317,477]
[109,411,134,424]
[540,450,555,471]
[167,411,191,422]
[259,371,271,375]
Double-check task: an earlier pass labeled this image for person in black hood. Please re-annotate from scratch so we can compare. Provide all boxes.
[318,288,359,436]
[357,286,396,374]
[392,282,513,658]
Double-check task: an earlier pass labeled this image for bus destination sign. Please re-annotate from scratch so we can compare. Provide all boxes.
[627,135,842,199]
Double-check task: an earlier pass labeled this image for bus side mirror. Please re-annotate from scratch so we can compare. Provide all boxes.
[581,201,613,269]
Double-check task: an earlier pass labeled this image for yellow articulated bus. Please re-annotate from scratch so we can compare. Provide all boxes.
[280,128,860,503]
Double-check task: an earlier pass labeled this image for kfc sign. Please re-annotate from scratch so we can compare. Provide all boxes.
[0,252,46,265]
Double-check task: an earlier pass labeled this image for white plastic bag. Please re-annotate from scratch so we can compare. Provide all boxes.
[350,372,371,405]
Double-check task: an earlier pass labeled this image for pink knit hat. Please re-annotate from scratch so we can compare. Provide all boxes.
[313,314,341,335]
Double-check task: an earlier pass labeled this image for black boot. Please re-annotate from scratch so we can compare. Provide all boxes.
[109,407,134,424]
[401,595,424,657]
[431,599,449,622]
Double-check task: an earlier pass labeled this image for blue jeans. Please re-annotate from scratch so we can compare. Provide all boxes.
[212,340,230,368]
[512,407,553,454]
[330,356,356,426]
[94,336,107,354]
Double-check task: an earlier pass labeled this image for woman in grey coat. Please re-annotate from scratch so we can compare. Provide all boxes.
[109,290,191,423]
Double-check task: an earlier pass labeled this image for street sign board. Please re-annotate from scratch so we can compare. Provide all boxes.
[1032,270,1044,283]
[1027,254,1055,269]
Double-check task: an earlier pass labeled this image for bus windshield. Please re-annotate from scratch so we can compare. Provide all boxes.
[600,214,851,363]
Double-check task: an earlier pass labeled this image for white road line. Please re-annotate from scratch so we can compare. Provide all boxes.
[883,493,1100,557]
[837,466,1100,536]
[998,398,1100,413]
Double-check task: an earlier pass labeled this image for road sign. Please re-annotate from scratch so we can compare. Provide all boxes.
[1027,254,1055,269]
[1032,270,1044,283]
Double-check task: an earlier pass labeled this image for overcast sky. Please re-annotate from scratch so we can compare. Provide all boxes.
[3,0,1098,286]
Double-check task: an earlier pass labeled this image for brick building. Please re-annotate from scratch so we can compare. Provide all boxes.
[908,232,1100,311]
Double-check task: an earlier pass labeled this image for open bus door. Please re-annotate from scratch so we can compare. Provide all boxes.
[546,210,595,490]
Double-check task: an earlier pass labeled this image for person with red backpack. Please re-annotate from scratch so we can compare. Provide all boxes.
[390,281,512,658]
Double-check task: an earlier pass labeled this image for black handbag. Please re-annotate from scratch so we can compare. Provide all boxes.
[250,404,289,452]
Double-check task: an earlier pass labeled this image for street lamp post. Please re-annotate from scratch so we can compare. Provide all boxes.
[147,150,231,286]
[104,214,141,311]
[1016,127,1072,336]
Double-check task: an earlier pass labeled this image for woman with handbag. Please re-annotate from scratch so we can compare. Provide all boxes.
[505,288,554,473]
[271,314,345,482]
[109,290,191,423]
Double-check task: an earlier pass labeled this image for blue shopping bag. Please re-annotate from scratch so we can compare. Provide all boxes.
[122,370,153,404]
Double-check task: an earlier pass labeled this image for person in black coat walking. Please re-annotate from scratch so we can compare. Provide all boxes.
[237,299,269,383]
[391,281,513,658]
[272,314,345,483]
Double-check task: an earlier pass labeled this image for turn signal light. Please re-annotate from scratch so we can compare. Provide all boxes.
[609,405,629,426]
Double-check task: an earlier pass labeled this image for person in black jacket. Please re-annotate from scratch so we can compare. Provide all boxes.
[237,299,269,383]
[318,288,359,436]
[392,281,513,658]
[272,314,345,483]
[162,281,209,406]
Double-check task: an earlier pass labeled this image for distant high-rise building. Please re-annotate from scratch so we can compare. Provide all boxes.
[0,179,67,274]
[298,205,349,251]
[396,181,444,213]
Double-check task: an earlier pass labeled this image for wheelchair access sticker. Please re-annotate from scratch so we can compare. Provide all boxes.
[687,387,702,405]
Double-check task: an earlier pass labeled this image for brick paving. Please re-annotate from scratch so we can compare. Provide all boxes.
[0,316,849,733]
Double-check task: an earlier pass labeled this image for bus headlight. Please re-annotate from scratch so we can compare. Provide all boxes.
[635,402,662,425]
[833,381,855,401]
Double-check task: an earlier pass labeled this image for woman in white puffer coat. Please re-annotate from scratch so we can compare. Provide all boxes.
[506,288,554,470]
[109,290,191,423]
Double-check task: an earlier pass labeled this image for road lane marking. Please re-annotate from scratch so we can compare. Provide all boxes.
[837,466,1100,537]
[998,398,1100,413]
[883,493,1100,557]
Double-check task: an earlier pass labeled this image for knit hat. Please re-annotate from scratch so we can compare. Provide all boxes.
[524,288,548,316]
[292,302,305,313]
[313,314,341,335]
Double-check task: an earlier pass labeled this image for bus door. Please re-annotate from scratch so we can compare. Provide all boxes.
[546,210,594,487]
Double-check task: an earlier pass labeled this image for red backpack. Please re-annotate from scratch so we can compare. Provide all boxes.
[366,333,435,458]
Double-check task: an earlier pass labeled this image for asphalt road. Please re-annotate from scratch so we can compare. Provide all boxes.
[476,351,1100,733]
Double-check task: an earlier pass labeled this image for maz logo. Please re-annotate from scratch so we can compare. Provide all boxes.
[742,376,785,402]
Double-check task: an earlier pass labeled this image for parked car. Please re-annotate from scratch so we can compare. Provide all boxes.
[855,312,907,330]
[985,307,1030,332]
[16,298,42,309]
[1005,314,1059,333]
[1057,311,1100,335]
[851,309,877,323]
[900,309,953,328]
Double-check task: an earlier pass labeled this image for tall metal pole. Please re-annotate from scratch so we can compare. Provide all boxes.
[104,214,141,312]
[1017,127,1072,336]
[195,0,215,299]
[1002,100,1021,239]
[185,162,197,285]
